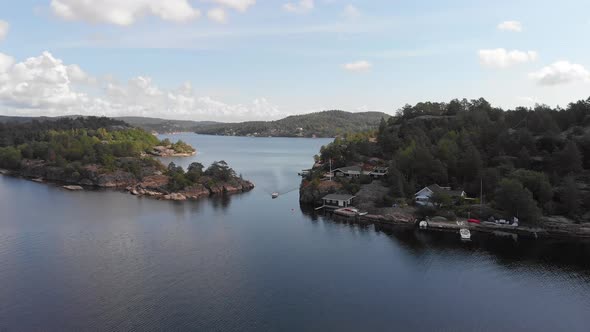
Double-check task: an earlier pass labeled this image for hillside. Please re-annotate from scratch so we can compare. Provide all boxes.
[193,110,391,137]
[115,117,219,134]
[302,97,590,225]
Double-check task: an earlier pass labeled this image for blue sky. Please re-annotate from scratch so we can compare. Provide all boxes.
[0,0,589,121]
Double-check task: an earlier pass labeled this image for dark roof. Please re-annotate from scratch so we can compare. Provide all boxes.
[334,166,362,173]
[426,184,464,197]
[322,194,355,201]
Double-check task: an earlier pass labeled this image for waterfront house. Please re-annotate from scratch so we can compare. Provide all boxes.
[332,166,363,178]
[369,167,389,178]
[415,184,466,206]
[322,194,355,208]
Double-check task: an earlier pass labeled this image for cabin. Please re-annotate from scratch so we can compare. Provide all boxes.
[415,184,466,206]
[322,194,355,208]
[332,166,362,178]
[369,167,389,178]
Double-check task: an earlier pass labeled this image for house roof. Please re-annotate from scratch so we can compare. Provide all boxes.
[417,184,465,197]
[333,166,362,173]
[322,194,355,201]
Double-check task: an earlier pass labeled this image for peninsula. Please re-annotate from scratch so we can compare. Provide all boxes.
[0,116,253,200]
[300,97,590,239]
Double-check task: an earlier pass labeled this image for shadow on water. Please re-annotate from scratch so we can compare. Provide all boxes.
[300,204,590,275]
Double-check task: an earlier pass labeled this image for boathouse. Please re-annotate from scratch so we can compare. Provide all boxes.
[322,194,355,208]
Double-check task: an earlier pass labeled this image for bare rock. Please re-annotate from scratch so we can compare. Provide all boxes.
[63,185,83,191]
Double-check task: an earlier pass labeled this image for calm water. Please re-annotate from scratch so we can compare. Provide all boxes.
[1,134,590,331]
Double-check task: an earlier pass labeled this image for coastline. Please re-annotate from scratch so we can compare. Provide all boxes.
[0,166,254,202]
[309,207,590,241]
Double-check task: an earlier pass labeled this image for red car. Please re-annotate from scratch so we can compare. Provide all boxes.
[468,218,481,224]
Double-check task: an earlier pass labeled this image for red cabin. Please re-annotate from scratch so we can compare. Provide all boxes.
[468,218,481,224]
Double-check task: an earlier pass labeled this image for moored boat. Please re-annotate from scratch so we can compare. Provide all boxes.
[272,192,279,199]
[460,228,471,241]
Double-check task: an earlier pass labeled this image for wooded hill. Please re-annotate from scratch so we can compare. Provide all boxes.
[193,110,391,138]
[314,97,590,223]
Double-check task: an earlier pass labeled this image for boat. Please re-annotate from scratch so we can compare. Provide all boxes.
[419,220,428,229]
[271,192,279,199]
[460,228,471,241]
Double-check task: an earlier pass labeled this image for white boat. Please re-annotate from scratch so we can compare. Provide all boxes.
[419,220,428,229]
[460,228,471,241]
[271,192,279,199]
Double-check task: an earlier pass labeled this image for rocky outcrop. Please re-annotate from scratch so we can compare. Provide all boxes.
[63,185,83,191]
[11,158,254,203]
[96,171,137,188]
[149,145,196,157]
[299,180,343,205]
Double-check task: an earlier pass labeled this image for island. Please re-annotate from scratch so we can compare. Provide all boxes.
[0,116,253,200]
[300,97,590,239]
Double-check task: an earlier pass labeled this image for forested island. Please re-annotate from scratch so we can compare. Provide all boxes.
[193,110,390,137]
[301,97,590,238]
[0,117,253,200]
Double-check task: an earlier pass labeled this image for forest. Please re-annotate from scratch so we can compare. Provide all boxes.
[194,110,390,137]
[315,97,590,223]
[0,117,245,194]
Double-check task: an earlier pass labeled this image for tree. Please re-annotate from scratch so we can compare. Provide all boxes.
[553,140,582,174]
[431,191,452,207]
[560,177,579,217]
[186,162,204,182]
[0,147,22,170]
[494,178,541,223]
[510,169,553,207]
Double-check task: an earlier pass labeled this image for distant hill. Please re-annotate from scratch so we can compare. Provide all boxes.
[114,117,219,133]
[193,110,391,138]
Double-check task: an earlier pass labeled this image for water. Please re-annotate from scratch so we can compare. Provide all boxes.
[1,134,589,331]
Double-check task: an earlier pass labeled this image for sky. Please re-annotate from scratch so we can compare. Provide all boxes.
[0,0,589,122]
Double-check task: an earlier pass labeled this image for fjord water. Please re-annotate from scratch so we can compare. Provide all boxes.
[1,134,590,331]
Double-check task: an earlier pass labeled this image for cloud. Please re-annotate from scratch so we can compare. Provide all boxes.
[342,4,360,19]
[208,8,228,23]
[283,0,314,13]
[497,20,522,32]
[50,0,200,26]
[209,0,256,12]
[343,60,371,72]
[529,61,590,86]
[478,48,537,68]
[0,51,283,121]
[0,20,8,41]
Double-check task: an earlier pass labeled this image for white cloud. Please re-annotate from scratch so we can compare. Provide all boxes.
[0,53,14,72]
[209,0,256,12]
[50,0,201,26]
[283,0,314,13]
[497,20,522,32]
[0,51,283,121]
[529,61,590,86]
[208,8,228,23]
[342,4,360,19]
[343,60,371,72]
[478,48,537,68]
[0,20,8,41]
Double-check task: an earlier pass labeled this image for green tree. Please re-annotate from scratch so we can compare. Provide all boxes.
[494,178,541,223]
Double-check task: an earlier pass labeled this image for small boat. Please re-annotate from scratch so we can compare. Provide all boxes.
[271,192,279,199]
[419,220,428,229]
[460,228,471,241]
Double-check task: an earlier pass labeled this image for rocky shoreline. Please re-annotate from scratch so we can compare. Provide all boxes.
[148,145,197,157]
[0,161,254,201]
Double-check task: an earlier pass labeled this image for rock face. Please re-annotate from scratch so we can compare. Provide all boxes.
[13,158,254,203]
[62,185,83,191]
[299,180,343,205]
[150,145,196,157]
